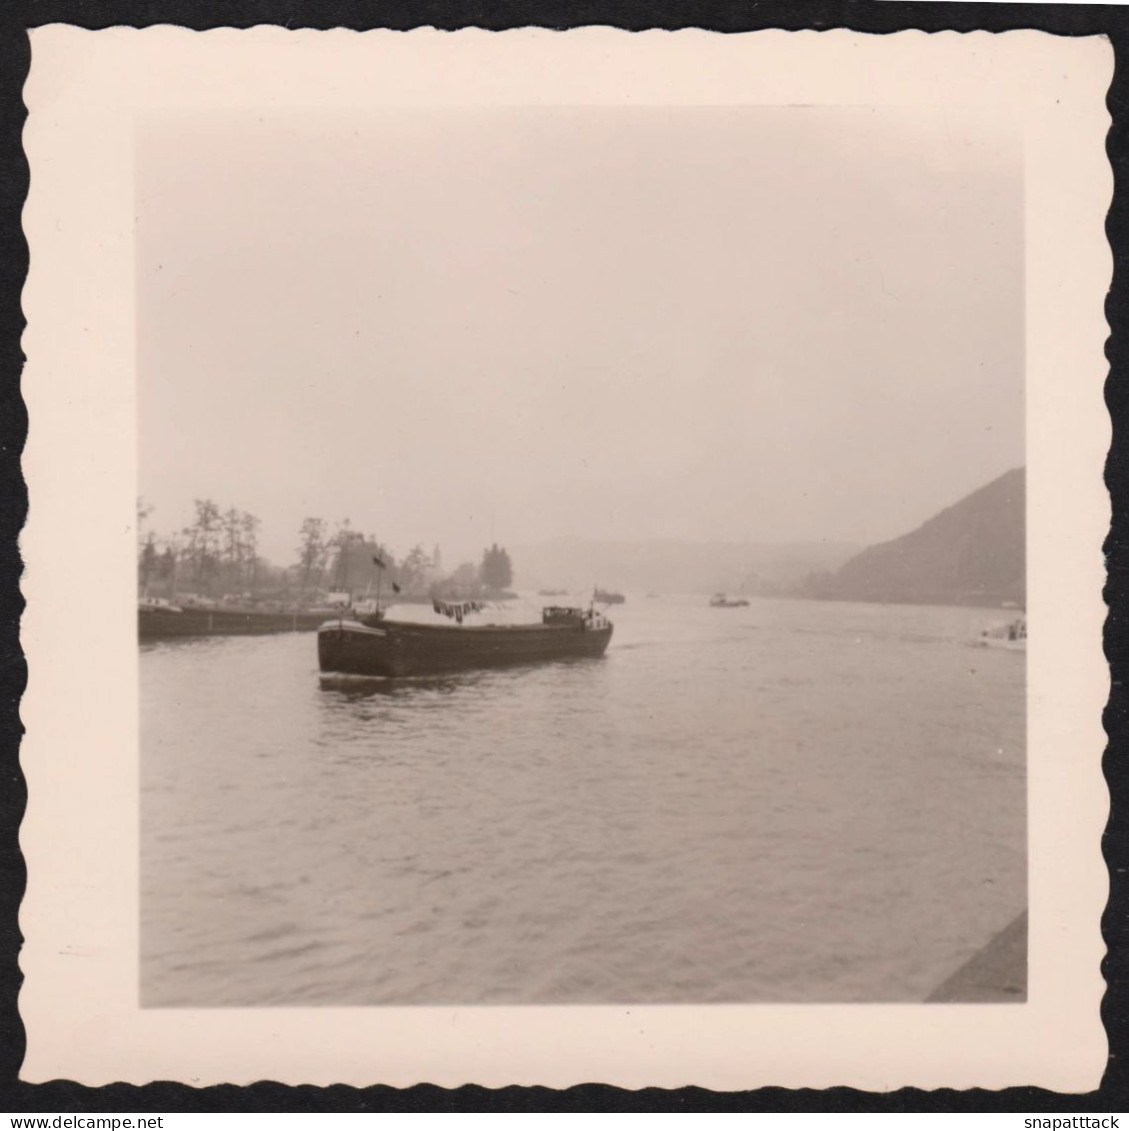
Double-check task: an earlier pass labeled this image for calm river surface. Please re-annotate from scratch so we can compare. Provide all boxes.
[140,595,1025,1006]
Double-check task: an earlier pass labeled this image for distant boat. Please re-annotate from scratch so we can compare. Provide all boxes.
[138,599,331,641]
[594,589,625,605]
[139,595,182,613]
[979,615,1026,652]
[709,593,749,608]
[538,588,569,597]
[318,603,614,678]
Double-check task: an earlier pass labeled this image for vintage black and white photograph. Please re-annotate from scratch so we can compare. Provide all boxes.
[19,27,1110,1088]
[134,102,1027,1008]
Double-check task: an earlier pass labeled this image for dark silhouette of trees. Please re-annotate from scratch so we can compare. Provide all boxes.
[400,544,432,595]
[182,498,222,590]
[327,520,398,594]
[137,498,156,592]
[140,502,516,605]
[296,517,328,594]
[480,543,513,592]
[158,545,176,585]
[240,512,261,592]
[140,500,263,599]
[439,561,480,598]
[139,533,158,592]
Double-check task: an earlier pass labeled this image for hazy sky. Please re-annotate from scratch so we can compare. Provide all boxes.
[138,106,1023,567]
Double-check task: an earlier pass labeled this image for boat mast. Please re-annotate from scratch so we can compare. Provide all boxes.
[370,552,387,613]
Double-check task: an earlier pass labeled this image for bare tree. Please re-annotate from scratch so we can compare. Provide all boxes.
[221,508,243,593]
[240,512,260,593]
[137,497,156,589]
[137,497,154,547]
[328,519,354,590]
[138,532,158,593]
[188,498,222,592]
[296,517,328,596]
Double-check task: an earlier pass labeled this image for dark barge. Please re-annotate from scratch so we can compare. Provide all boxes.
[139,602,332,642]
[318,604,614,678]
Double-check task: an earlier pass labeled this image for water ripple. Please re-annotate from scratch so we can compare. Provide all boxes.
[141,596,1025,1006]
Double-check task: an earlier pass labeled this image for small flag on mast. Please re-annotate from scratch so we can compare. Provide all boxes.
[392,582,401,594]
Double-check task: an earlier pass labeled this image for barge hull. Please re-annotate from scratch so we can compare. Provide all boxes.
[318,619,613,678]
[139,608,330,642]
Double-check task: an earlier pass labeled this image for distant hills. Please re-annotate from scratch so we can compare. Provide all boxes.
[512,469,1025,608]
[798,468,1025,608]
[513,538,858,598]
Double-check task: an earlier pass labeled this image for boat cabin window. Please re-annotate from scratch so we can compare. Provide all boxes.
[542,606,584,625]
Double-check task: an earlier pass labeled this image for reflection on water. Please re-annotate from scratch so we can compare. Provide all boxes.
[318,673,475,699]
[317,655,603,700]
[141,595,1025,1006]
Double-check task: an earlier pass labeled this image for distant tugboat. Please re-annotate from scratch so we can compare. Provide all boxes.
[318,603,614,678]
[594,589,625,605]
[709,593,749,608]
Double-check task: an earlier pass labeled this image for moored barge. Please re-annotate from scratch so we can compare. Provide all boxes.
[139,601,332,642]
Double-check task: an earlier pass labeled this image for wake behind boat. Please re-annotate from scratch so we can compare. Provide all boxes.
[318,602,614,678]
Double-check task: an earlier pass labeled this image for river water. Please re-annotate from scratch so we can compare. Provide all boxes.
[140,594,1025,1006]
